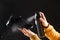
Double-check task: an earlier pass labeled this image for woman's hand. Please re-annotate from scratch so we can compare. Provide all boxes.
[18,28,36,38]
[39,12,49,27]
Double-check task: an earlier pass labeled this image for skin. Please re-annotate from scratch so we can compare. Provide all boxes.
[18,12,49,38]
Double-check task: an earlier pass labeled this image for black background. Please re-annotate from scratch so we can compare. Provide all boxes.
[0,0,60,40]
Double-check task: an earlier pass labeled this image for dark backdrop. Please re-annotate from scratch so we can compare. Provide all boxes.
[0,0,60,40]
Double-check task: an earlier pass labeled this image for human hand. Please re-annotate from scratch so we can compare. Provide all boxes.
[18,28,36,37]
[39,12,49,27]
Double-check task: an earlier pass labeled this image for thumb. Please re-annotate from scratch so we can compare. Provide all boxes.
[40,18,45,23]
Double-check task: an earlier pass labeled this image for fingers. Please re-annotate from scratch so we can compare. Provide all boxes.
[40,18,45,23]
[23,28,29,34]
[39,12,46,20]
[18,28,22,32]
[18,28,27,33]
[22,28,28,35]
[18,28,32,37]
[18,28,28,35]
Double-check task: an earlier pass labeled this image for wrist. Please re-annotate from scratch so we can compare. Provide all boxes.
[30,34,37,38]
[44,23,49,28]
[29,32,36,38]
